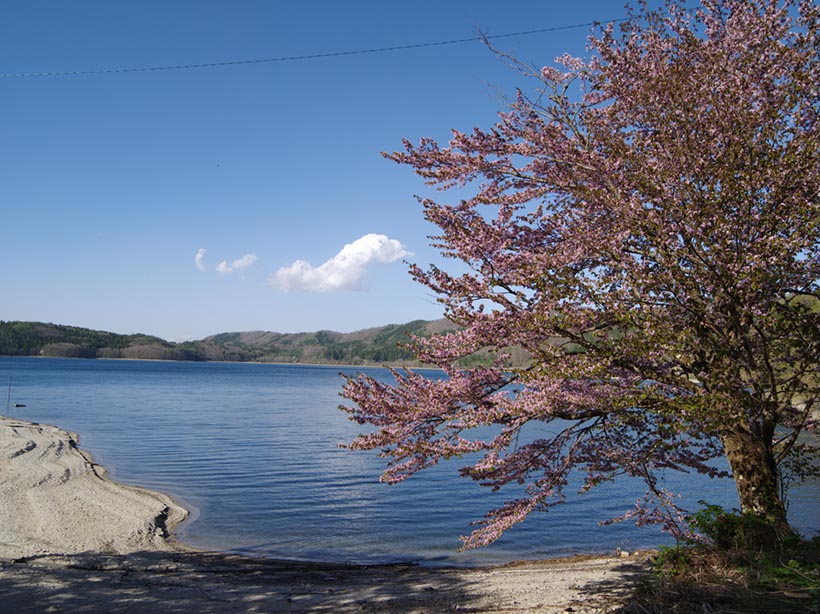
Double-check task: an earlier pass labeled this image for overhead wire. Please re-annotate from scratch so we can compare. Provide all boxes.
[0,19,629,78]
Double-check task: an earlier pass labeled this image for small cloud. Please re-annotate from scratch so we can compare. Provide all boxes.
[271,233,412,292]
[217,253,258,275]
[195,248,208,271]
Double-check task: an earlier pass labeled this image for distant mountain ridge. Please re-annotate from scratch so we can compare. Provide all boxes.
[0,319,460,366]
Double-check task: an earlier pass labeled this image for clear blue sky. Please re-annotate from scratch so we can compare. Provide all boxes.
[2,1,645,340]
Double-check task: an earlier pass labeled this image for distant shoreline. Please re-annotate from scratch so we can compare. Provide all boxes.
[0,353,437,370]
[0,319,491,368]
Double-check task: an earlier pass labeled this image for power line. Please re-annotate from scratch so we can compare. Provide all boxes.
[0,19,627,78]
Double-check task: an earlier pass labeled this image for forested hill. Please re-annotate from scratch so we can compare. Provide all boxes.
[0,319,464,366]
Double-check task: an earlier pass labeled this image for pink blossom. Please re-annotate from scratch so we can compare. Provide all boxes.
[342,0,819,548]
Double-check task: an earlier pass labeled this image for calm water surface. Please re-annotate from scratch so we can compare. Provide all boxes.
[3,357,817,565]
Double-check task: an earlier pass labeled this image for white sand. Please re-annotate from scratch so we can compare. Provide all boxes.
[0,416,187,558]
[0,416,651,612]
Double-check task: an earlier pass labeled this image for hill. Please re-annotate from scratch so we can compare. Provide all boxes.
[0,319,463,366]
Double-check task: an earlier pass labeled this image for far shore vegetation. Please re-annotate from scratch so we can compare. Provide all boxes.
[0,319,522,368]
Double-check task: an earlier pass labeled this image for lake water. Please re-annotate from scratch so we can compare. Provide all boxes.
[2,357,817,566]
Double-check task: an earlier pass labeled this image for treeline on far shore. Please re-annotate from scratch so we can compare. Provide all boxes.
[0,319,510,367]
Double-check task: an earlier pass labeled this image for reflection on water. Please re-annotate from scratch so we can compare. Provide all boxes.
[3,357,817,566]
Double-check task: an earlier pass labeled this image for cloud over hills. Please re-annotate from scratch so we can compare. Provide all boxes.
[271,234,412,292]
[216,253,258,274]
[195,248,258,275]
[195,248,208,271]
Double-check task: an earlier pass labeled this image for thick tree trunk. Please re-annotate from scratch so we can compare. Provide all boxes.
[720,422,792,539]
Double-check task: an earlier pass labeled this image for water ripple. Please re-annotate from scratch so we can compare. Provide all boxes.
[4,357,817,566]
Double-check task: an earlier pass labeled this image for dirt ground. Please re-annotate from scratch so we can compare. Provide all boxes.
[0,550,652,613]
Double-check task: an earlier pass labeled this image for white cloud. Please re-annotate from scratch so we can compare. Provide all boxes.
[271,234,412,292]
[216,253,259,275]
[195,248,208,271]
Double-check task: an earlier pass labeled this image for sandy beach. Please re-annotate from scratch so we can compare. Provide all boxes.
[0,415,651,612]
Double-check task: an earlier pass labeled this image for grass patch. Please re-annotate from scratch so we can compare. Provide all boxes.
[627,506,819,612]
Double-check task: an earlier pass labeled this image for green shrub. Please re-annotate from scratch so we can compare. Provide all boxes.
[688,501,783,551]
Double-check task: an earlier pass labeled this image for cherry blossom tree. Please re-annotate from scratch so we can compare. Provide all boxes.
[342,0,818,549]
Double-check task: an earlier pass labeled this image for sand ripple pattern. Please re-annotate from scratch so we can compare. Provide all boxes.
[0,416,187,558]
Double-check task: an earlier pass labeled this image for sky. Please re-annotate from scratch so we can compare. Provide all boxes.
[2,1,649,340]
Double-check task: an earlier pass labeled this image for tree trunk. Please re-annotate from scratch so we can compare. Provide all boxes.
[720,421,792,539]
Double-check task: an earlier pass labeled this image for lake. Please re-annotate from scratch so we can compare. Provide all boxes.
[2,356,817,566]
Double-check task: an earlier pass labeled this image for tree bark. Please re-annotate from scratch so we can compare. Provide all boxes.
[720,421,792,538]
